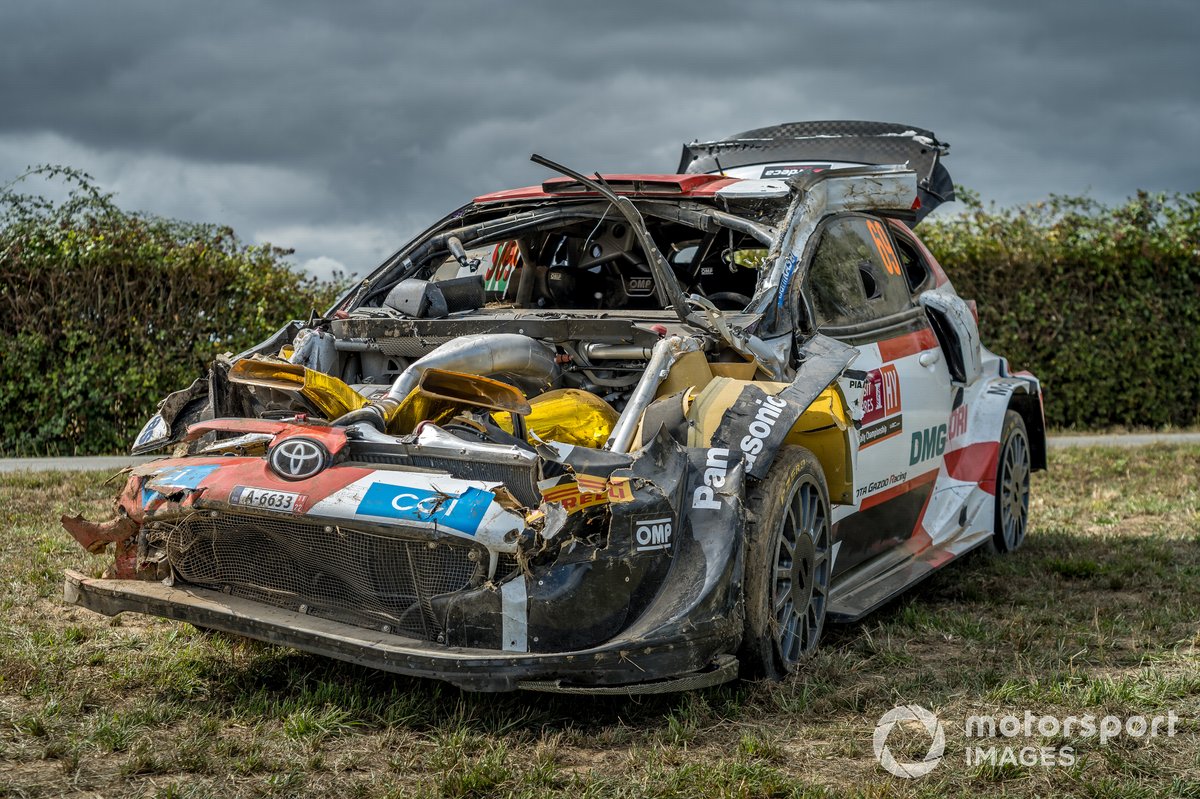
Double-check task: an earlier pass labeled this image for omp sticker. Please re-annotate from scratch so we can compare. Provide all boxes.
[633,516,673,553]
[622,275,655,297]
[356,483,494,535]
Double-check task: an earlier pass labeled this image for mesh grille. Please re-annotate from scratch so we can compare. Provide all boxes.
[377,337,454,358]
[150,511,485,640]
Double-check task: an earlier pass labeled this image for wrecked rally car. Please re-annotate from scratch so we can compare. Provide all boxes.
[63,121,1046,693]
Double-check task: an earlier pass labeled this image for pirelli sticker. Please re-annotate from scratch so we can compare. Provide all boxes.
[538,476,634,514]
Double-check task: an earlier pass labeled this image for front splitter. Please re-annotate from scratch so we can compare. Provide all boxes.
[63,570,735,693]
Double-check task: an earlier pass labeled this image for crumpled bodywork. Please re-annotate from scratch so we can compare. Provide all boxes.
[65,343,846,691]
[63,123,1046,692]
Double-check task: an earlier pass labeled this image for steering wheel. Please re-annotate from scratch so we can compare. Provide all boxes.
[706,292,752,311]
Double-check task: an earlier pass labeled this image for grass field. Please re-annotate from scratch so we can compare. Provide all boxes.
[1,446,1198,798]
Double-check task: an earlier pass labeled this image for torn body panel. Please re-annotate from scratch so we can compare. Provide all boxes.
[67,423,748,691]
[64,121,1044,692]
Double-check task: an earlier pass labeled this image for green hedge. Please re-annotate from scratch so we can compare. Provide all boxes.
[2,168,1197,455]
[0,167,345,456]
[920,190,1200,429]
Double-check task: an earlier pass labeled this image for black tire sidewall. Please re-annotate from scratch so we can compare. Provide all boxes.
[991,409,1030,553]
[739,446,831,679]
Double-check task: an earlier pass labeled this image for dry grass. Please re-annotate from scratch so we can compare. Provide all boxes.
[1,446,1198,798]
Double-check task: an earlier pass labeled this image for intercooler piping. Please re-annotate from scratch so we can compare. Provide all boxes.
[605,335,699,453]
[335,334,561,430]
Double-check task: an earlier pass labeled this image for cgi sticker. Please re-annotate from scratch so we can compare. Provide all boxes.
[356,483,494,535]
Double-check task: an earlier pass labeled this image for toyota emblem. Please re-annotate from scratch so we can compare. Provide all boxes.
[268,437,328,480]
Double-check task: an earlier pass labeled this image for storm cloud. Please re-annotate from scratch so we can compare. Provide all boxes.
[3,0,1197,279]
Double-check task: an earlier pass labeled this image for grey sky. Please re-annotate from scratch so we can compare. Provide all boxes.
[3,1,1197,280]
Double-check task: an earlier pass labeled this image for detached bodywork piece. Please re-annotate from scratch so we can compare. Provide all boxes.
[63,121,1045,692]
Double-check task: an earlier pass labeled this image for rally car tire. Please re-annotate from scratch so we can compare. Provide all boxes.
[989,410,1031,554]
[739,445,831,679]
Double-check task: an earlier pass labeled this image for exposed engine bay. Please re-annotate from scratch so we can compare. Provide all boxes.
[154,164,800,445]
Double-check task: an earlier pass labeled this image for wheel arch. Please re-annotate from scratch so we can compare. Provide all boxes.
[1008,390,1047,472]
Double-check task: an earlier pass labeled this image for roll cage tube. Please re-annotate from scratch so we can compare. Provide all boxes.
[528,155,780,370]
[529,154,692,320]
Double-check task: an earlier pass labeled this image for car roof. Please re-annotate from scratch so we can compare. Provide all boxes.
[472,173,789,204]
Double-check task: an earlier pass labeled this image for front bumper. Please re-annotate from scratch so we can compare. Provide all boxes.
[64,570,737,693]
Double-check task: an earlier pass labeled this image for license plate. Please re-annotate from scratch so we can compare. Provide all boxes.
[230,486,304,513]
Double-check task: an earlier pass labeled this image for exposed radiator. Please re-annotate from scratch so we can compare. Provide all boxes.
[150,511,486,641]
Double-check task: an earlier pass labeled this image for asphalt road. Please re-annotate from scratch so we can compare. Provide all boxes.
[3,433,1199,473]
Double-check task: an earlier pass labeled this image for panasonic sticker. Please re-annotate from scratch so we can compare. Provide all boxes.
[739,394,789,472]
[356,483,494,535]
[692,447,730,510]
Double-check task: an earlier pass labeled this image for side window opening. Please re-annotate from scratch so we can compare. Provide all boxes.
[806,215,913,329]
[890,230,932,294]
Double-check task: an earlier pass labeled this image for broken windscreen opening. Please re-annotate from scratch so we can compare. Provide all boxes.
[375,200,781,315]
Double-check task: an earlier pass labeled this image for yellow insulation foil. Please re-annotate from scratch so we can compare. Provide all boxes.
[497,389,619,448]
[227,359,369,420]
[389,370,532,434]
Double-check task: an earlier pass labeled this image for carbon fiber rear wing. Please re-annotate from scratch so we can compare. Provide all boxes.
[678,120,953,222]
